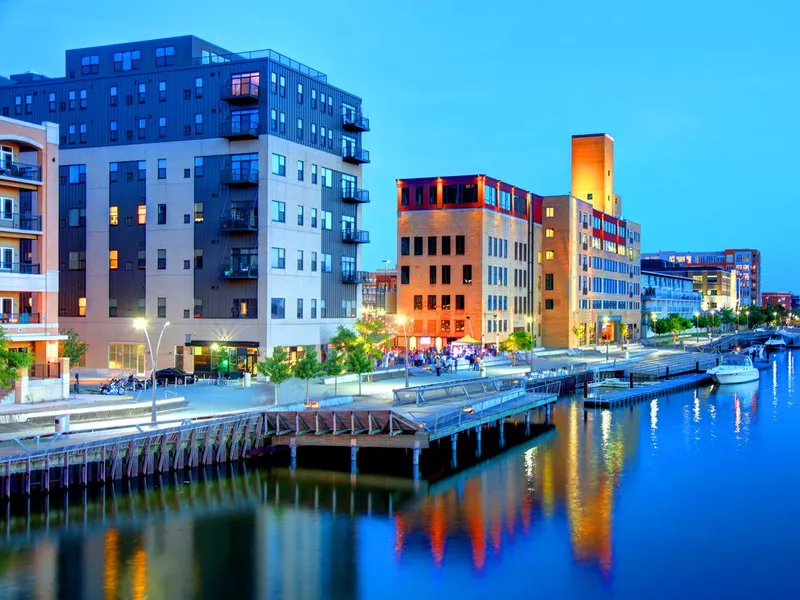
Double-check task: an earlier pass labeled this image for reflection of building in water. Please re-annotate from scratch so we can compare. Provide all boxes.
[394,403,641,577]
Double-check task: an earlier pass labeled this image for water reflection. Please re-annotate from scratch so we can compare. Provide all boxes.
[0,353,796,600]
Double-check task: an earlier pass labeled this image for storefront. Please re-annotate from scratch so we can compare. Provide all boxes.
[179,341,259,374]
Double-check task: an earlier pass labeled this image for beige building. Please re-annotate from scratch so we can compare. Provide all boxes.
[0,116,63,363]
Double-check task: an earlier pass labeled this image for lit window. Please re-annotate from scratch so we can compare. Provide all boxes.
[137,205,146,225]
[78,297,87,316]
[545,228,554,238]
[545,207,554,217]
[109,250,119,270]
[545,250,554,260]
[109,206,118,226]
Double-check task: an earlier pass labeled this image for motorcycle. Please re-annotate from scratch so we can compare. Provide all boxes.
[100,377,126,395]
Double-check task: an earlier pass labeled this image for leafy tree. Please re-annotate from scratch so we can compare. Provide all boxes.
[322,346,347,394]
[293,346,323,402]
[59,328,88,367]
[256,346,292,405]
[330,325,358,352]
[765,303,788,325]
[354,316,392,362]
[346,342,373,396]
[620,324,630,344]
[719,308,736,325]
[0,330,33,387]
[572,325,586,346]
[500,330,534,365]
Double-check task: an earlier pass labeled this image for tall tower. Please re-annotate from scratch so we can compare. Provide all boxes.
[571,133,620,217]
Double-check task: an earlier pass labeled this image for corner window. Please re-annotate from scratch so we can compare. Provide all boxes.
[81,55,100,75]
[271,153,286,176]
[155,46,175,67]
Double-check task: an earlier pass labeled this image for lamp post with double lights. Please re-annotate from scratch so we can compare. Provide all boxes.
[134,318,170,424]
[397,316,410,388]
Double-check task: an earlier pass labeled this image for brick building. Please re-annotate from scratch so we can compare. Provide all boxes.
[761,291,792,311]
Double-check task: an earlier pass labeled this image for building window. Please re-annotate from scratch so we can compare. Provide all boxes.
[79,124,87,144]
[462,264,473,284]
[157,204,166,225]
[195,113,203,134]
[400,188,409,206]
[429,265,437,285]
[297,82,304,103]
[311,89,317,108]
[68,208,86,227]
[455,295,465,310]
[545,206,554,217]
[321,168,333,188]
[195,77,203,98]
[545,228,554,238]
[321,211,332,230]
[158,117,166,138]
[279,112,286,134]
[321,253,332,273]
[194,249,203,269]
[109,206,119,226]
[279,75,286,97]
[296,298,304,319]
[194,203,204,223]
[48,92,56,112]
[109,120,118,142]
[311,123,317,143]
[109,299,118,318]
[296,118,303,140]
[545,299,554,310]
[113,50,140,71]
[320,92,326,111]
[311,251,317,272]
[311,299,317,319]
[311,208,318,228]
[271,298,285,319]
[327,129,333,148]
[297,205,304,226]
[136,118,146,139]
[155,46,175,67]
[297,160,304,181]
[270,109,277,131]
[400,237,410,256]
[157,297,167,319]
[545,250,554,260]
[427,295,437,310]
[158,158,166,179]
[79,89,87,110]
[137,83,146,104]
[442,265,451,284]
[157,249,166,270]
[311,164,318,184]
[109,250,119,270]
[271,200,286,223]
[271,247,286,269]
[401,266,410,285]
[68,251,86,270]
[271,153,286,176]
[110,86,118,106]
[545,274,554,290]
[158,81,167,102]
[413,237,423,256]
[297,250,304,270]
[428,236,437,255]
[81,54,100,74]
[320,126,326,145]
[137,205,146,225]
[68,125,76,145]
[194,157,204,178]
[455,235,466,255]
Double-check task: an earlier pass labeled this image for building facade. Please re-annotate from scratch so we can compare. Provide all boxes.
[641,259,736,311]
[0,116,62,362]
[0,36,370,372]
[541,134,642,348]
[641,248,761,307]
[396,175,541,349]
[761,291,792,311]
[641,269,702,335]
[361,269,397,315]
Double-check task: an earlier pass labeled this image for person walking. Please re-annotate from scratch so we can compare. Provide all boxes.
[74,372,80,393]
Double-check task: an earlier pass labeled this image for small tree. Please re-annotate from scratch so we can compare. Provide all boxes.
[572,325,586,346]
[346,343,373,396]
[620,324,630,345]
[500,330,533,365]
[354,316,392,362]
[330,325,358,352]
[293,346,323,402]
[256,346,292,405]
[322,346,347,394]
[59,328,89,367]
[0,330,33,387]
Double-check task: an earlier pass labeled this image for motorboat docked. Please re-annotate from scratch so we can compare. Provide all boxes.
[765,336,787,351]
[744,344,770,369]
[707,354,760,385]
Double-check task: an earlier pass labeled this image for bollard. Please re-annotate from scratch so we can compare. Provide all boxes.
[629,373,634,389]
[584,380,589,398]
[665,366,670,380]
[696,361,700,372]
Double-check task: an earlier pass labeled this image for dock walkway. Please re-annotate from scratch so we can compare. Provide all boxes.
[584,373,712,408]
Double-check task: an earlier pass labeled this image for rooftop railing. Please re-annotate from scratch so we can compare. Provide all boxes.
[192,49,327,82]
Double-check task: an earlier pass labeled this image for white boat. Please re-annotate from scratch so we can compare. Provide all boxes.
[765,336,787,350]
[707,354,760,384]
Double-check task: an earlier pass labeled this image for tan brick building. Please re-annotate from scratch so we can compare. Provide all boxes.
[396,175,541,349]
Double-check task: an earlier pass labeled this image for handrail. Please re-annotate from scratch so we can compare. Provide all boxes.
[0,263,40,274]
[0,213,43,231]
[0,312,40,324]
[0,161,42,183]
[192,48,327,81]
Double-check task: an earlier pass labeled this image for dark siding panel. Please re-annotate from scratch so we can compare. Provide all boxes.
[321,169,357,318]
[57,169,86,317]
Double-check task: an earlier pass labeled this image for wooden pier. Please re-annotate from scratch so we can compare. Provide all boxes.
[584,373,713,408]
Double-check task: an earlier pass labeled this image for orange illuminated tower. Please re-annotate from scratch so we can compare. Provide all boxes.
[571,133,620,218]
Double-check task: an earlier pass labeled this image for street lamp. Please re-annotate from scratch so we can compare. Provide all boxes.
[527,316,534,373]
[397,316,410,388]
[735,309,740,334]
[134,318,170,424]
[743,308,749,330]
[773,311,778,328]
[210,342,219,374]
[603,316,610,361]
[694,311,700,343]
[709,309,715,339]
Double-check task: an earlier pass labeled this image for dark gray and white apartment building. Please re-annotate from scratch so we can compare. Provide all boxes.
[0,36,371,373]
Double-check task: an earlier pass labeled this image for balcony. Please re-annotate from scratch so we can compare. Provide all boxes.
[0,312,40,324]
[341,186,370,204]
[220,120,260,140]
[342,112,370,133]
[220,81,260,104]
[0,161,42,184]
[0,263,40,275]
[0,213,43,233]
[342,271,372,285]
[220,209,257,233]
[220,167,259,186]
[220,260,258,279]
[342,147,370,165]
[342,229,370,244]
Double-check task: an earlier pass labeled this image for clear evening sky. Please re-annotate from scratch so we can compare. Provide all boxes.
[1,0,797,291]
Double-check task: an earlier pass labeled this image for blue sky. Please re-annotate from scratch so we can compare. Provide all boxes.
[1,0,797,290]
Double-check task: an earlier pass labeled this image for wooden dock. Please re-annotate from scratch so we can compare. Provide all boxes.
[584,373,713,408]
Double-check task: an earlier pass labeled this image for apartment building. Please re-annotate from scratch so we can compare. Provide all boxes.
[396,175,542,349]
[361,269,397,315]
[761,291,792,311]
[0,116,62,362]
[540,134,642,348]
[641,269,702,334]
[641,259,736,311]
[0,36,370,373]
[642,248,761,306]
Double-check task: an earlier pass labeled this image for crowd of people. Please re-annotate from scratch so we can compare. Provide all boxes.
[380,345,500,376]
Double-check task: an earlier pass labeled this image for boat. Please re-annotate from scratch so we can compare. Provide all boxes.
[707,354,760,384]
[765,336,787,351]
[744,344,771,369]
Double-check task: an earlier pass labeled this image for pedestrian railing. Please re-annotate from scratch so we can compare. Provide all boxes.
[392,377,507,407]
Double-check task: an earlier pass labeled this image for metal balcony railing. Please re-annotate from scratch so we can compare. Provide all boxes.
[0,312,40,324]
[342,147,370,164]
[0,263,40,274]
[0,161,42,183]
[220,81,260,103]
[342,229,370,244]
[220,167,259,186]
[220,261,258,279]
[0,213,42,232]
[341,187,370,204]
[220,214,258,232]
[342,271,372,284]
[30,362,61,379]
[342,112,370,132]
[220,120,260,139]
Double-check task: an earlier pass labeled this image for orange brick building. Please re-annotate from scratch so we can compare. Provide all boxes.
[396,176,542,349]
[0,116,63,361]
[540,134,642,347]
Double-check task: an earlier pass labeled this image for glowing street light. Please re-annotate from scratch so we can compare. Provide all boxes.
[134,318,170,424]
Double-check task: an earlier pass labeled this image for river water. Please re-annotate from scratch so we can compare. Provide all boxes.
[0,351,798,599]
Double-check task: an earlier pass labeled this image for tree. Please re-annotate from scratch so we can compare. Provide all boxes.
[293,346,323,402]
[354,316,392,362]
[59,328,88,367]
[346,342,373,396]
[500,330,533,365]
[572,325,586,346]
[719,308,736,326]
[330,325,358,352]
[620,324,630,345]
[322,346,347,395]
[0,330,33,387]
[256,346,292,405]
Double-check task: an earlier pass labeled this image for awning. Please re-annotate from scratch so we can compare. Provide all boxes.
[453,335,480,345]
[185,340,260,348]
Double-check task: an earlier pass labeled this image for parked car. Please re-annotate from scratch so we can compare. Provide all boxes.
[153,368,195,385]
